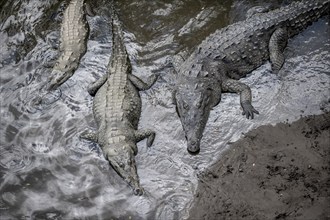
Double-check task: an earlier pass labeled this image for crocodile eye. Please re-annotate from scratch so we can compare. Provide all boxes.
[175,105,181,117]
[205,96,210,104]
[119,162,124,168]
[183,102,189,110]
[196,99,202,108]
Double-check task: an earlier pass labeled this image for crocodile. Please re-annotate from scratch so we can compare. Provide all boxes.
[172,0,329,154]
[80,13,158,195]
[47,0,92,90]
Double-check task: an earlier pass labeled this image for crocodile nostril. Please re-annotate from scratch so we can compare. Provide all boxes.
[187,141,200,155]
[133,188,143,196]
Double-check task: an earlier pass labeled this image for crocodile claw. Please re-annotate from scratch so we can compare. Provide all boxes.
[146,132,155,148]
[241,101,259,119]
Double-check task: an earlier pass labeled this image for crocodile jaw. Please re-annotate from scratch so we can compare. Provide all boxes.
[104,143,143,195]
[48,69,73,90]
[174,79,218,154]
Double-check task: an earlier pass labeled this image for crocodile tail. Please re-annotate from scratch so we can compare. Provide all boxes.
[286,0,330,37]
[305,0,330,16]
[316,0,330,16]
[323,0,330,15]
[107,4,131,72]
[110,5,127,55]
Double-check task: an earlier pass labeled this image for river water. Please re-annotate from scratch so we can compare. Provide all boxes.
[0,0,329,219]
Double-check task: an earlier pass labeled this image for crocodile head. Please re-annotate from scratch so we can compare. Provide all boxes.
[103,142,143,195]
[173,76,221,154]
[48,69,73,90]
[47,55,79,90]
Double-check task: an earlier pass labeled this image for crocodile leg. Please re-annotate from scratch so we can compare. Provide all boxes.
[80,129,98,142]
[222,78,259,119]
[128,74,158,91]
[269,27,288,73]
[87,74,108,96]
[134,129,156,148]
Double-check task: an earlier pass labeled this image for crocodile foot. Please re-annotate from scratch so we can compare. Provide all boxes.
[135,129,156,148]
[129,74,159,91]
[241,101,259,119]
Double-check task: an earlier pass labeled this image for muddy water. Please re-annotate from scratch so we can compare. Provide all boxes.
[0,0,329,219]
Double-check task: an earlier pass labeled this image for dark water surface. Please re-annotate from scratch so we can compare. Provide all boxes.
[0,0,329,219]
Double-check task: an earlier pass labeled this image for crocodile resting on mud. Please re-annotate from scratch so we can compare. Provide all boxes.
[172,0,330,153]
[80,13,158,195]
[47,0,91,90]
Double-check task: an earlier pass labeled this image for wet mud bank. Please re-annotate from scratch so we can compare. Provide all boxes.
[188,113,330,220]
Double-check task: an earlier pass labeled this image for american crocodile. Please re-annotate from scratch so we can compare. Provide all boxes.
[172,0,329,153]
[47,0,91,90]
[80,13,158,195]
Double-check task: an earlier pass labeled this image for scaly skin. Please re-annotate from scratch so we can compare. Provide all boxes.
[48,0,89,90]
[80,14,158,195]
[173,0,330,153]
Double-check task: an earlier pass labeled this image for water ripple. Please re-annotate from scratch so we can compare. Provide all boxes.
[0,145,33,172]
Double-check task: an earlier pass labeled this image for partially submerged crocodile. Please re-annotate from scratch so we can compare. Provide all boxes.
[172,0,329,153]
[80,13,158,195]
[47,0,91,90]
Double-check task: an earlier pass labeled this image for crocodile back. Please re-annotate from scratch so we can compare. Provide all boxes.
[92,80,141,132]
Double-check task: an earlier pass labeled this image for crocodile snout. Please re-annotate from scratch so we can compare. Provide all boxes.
[133,187,144,196]
[187,138,201,154]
